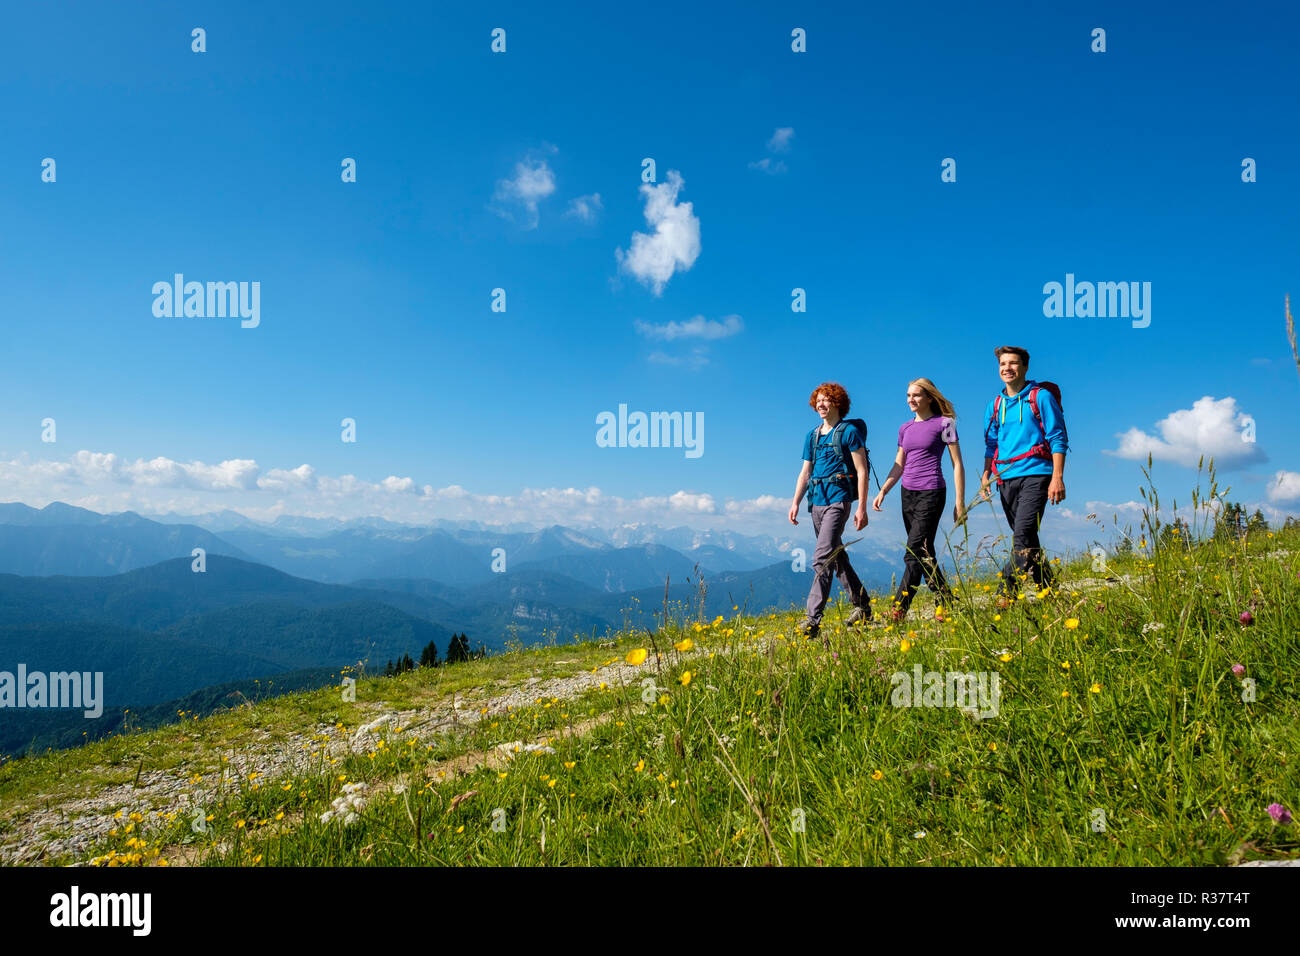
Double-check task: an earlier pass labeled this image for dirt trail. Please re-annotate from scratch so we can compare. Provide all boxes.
[2,575,1138,865]
[1,654,654,866]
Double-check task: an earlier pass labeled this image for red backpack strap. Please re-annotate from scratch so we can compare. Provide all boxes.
[1027,386,1042,432]
[1020,386,1051,463]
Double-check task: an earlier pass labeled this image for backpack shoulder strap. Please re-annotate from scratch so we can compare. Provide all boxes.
[1027,386,1048,436]
[830,421,848,468]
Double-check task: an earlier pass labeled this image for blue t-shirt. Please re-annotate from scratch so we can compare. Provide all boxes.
[802,421,864,507]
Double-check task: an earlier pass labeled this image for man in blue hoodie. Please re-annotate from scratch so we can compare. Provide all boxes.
[978,346,1068,604]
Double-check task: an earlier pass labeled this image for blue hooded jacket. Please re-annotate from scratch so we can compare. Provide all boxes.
[982,379,1068,481]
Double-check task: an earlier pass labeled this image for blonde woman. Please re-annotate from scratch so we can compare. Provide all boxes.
[871,378,965,621]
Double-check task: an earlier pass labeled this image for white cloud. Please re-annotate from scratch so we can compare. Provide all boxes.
[725,495,785,515]
[564,192,602,222]
[767,127,795,153]
[381,475,417,494]
[615,170,701,296]
[635,314,742,342]
[749,127,794,174]
[259,464,317,492]
[1267,470,1300,502]
[1108,396,1266,468]
[491,148,558,229]
[668,491,716,513]
[1084,499,1144,517]
[647,348,709,370]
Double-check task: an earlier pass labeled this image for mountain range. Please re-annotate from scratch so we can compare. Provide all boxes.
[0,501,903,756]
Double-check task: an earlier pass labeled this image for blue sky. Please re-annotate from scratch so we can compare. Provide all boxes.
[2,0,1299,554]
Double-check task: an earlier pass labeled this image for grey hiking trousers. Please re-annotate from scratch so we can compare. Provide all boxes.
[805,501,871,625]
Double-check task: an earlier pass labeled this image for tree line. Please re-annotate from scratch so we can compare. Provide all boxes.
[1143,502,1278,552]
[384,632,485,676]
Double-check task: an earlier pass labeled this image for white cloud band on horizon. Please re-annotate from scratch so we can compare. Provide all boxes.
[0,449,786,533]
[4,452,1297,550]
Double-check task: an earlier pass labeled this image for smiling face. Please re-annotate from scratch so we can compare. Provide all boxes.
[814,390,836,421]
[907,383,934,417]
[999,351,1027,392]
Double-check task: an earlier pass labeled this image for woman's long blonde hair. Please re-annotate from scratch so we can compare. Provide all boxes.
[909,377,956,419]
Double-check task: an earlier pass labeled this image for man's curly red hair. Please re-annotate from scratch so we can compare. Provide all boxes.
[808,382,850,416]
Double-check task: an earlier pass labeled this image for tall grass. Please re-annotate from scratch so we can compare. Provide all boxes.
[28,466,1300,867]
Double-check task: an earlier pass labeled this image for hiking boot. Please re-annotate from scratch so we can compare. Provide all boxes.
[800,620,820,641]
[845,607,871,628]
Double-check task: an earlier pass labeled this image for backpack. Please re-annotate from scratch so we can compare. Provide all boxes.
[806,418,878,511]
[989,382,1066,485]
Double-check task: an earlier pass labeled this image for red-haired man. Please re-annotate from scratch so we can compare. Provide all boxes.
[789,383,872,640]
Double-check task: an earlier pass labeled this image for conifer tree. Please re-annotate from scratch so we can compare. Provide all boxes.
[446,632,471,664]
[420,640,439,668]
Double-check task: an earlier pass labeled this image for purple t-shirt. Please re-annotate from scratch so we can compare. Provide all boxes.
[898,416,957,490]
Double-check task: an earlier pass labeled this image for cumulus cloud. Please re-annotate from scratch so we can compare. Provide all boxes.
[767,127,795,152]
[668,491,716,512]
[1267,470,1300,502]
[1108,396,1266,469]
[634,314,743,342]
[381,475,417,494]
[725,495,786,515]
[615,170,701,296]
[491,147,558,229]
[564,192,602,222]
[259,464,317,492]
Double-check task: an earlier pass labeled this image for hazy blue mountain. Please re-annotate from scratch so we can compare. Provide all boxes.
[0,555,452,632]
[213,526,489,586]
[0,502,253,576]
[602,522,799,568]
[145,508,267,533]
[446,524,608,561]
